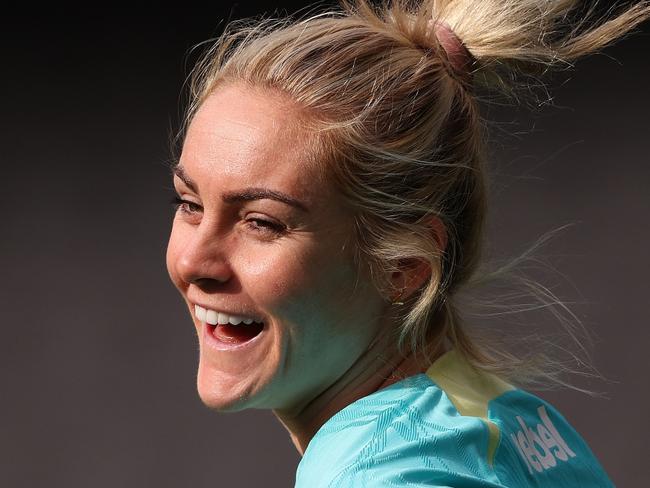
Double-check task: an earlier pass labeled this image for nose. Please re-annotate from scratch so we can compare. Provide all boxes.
[174,227,232,286]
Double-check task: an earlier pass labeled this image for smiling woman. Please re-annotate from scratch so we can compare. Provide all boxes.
[165,0,650,486]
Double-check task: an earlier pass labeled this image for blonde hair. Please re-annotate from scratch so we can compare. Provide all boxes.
[175,0,650,387]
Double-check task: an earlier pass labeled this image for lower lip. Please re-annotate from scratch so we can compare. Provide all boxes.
[201,321,266,352]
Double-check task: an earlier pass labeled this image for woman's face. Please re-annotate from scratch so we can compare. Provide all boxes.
[166,84,389,413]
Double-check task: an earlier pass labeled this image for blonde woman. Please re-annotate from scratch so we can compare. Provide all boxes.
[165,1,649,486]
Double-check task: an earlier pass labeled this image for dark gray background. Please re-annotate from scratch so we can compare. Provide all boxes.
[2,3,648,487]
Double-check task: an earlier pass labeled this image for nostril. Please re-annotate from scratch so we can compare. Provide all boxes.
[190,277,229,293]
[182,261,231,288]
[190,276,228,285]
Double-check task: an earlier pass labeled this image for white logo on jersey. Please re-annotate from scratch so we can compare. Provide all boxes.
[509,405,577,475]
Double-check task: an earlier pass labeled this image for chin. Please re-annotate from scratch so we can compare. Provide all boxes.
[195,368,248,412]
[197,390,246,413]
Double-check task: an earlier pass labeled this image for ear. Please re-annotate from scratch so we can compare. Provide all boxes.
[389,216,447,302]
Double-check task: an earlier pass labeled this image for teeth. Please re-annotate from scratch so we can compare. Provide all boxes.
[206,309,218,325]
[228,315,244,325]
[194,304,261,326]
[194,305,207,322]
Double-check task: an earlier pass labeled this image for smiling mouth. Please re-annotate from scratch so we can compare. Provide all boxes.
[194,304,265,346]
[208,322,265,344]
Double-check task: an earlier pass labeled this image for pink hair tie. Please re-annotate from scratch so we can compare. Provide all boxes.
[430,21,475,83]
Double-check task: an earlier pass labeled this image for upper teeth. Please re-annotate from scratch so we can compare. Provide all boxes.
[194,304,261,326]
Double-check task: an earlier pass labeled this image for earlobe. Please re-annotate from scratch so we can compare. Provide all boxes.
[391,288,405,306]
[389,257,432,303]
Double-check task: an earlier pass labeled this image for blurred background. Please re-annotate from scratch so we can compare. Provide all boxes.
[1,2,648,486]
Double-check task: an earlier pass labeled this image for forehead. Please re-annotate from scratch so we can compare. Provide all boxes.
[179,84,325,200]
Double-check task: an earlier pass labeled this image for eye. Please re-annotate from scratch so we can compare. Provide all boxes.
[245,216,286,236]
[170,196,202,215]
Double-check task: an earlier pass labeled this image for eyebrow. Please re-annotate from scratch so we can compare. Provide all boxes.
[173,165,198,192]
[172,164,309,213]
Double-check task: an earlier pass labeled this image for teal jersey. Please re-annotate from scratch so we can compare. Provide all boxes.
[295,350,613,487]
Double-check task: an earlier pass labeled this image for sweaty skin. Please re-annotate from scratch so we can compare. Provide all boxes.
[166,84,436,453]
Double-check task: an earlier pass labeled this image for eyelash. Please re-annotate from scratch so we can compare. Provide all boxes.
[170,196,202,215]
[169,196,287,236]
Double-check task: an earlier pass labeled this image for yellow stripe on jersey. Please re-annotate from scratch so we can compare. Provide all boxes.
[426,350,515,466]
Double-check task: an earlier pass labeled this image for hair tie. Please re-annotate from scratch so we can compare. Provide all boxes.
[430,21,475,83]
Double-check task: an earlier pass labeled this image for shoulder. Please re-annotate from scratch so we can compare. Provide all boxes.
[296,365,500,487]
[295,350,613,488]
[487,389,614,487]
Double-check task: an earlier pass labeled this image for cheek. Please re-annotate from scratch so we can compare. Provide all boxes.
[235,239,367,330]
[234,243,313,305]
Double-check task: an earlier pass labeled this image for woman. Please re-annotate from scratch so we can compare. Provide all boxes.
[165,0,649,486]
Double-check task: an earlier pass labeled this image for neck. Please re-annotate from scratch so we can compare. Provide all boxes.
[272,336,443,454]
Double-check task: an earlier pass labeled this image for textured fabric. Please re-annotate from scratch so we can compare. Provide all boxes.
[295,350,613,487]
